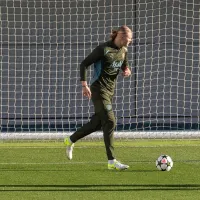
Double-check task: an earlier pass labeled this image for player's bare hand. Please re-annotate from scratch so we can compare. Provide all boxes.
[82,86,92,99]
[122,67,131,77]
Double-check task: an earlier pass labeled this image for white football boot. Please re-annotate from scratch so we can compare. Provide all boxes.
[64,137,74,160]
[108,160,129,170]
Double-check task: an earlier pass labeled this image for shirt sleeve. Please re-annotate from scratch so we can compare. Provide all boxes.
[121,52,130,71]
[80,45,104,81]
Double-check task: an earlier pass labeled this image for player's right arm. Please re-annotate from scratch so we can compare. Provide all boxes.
[121,52,131,77]
[80,45,104,98]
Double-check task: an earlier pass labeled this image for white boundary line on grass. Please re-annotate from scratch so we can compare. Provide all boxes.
[0,144,200,148]
[1,131,200,139]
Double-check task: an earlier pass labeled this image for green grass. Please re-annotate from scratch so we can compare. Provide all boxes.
[0,139,200,200]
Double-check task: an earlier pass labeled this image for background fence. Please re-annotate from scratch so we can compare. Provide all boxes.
[0,0,200,134]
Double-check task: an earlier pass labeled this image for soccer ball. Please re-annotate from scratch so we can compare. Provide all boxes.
[156,155,173,171]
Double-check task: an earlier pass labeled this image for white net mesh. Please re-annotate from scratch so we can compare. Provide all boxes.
[0,0,200,139]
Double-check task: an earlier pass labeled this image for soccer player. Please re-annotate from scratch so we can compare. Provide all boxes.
[64,25,132,170]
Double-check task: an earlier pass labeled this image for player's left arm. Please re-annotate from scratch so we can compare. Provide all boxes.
[121,52,131,77]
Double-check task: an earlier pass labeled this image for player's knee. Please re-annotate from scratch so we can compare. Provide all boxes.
[107,118,116,130]
[98,110,116,130]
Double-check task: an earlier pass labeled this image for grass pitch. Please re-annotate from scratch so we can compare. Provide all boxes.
[0,139,200,200]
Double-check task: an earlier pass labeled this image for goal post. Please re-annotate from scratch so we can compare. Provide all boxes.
[0,0,200,140]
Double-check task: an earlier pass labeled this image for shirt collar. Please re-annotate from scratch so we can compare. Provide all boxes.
[109,40,120,49]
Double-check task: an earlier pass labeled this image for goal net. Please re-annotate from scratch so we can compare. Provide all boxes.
[0,0,200,140]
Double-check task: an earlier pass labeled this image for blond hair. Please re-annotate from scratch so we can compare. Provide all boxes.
[110,25,132,41]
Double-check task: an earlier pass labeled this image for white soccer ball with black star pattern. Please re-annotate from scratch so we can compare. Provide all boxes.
[156,155,173,171]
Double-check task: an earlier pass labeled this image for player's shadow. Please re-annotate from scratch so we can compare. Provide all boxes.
[0,184,200,191]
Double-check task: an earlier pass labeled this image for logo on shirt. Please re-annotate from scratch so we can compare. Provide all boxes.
[111,60,123,69]
[105,50,110,55]
[105,104,112,111]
